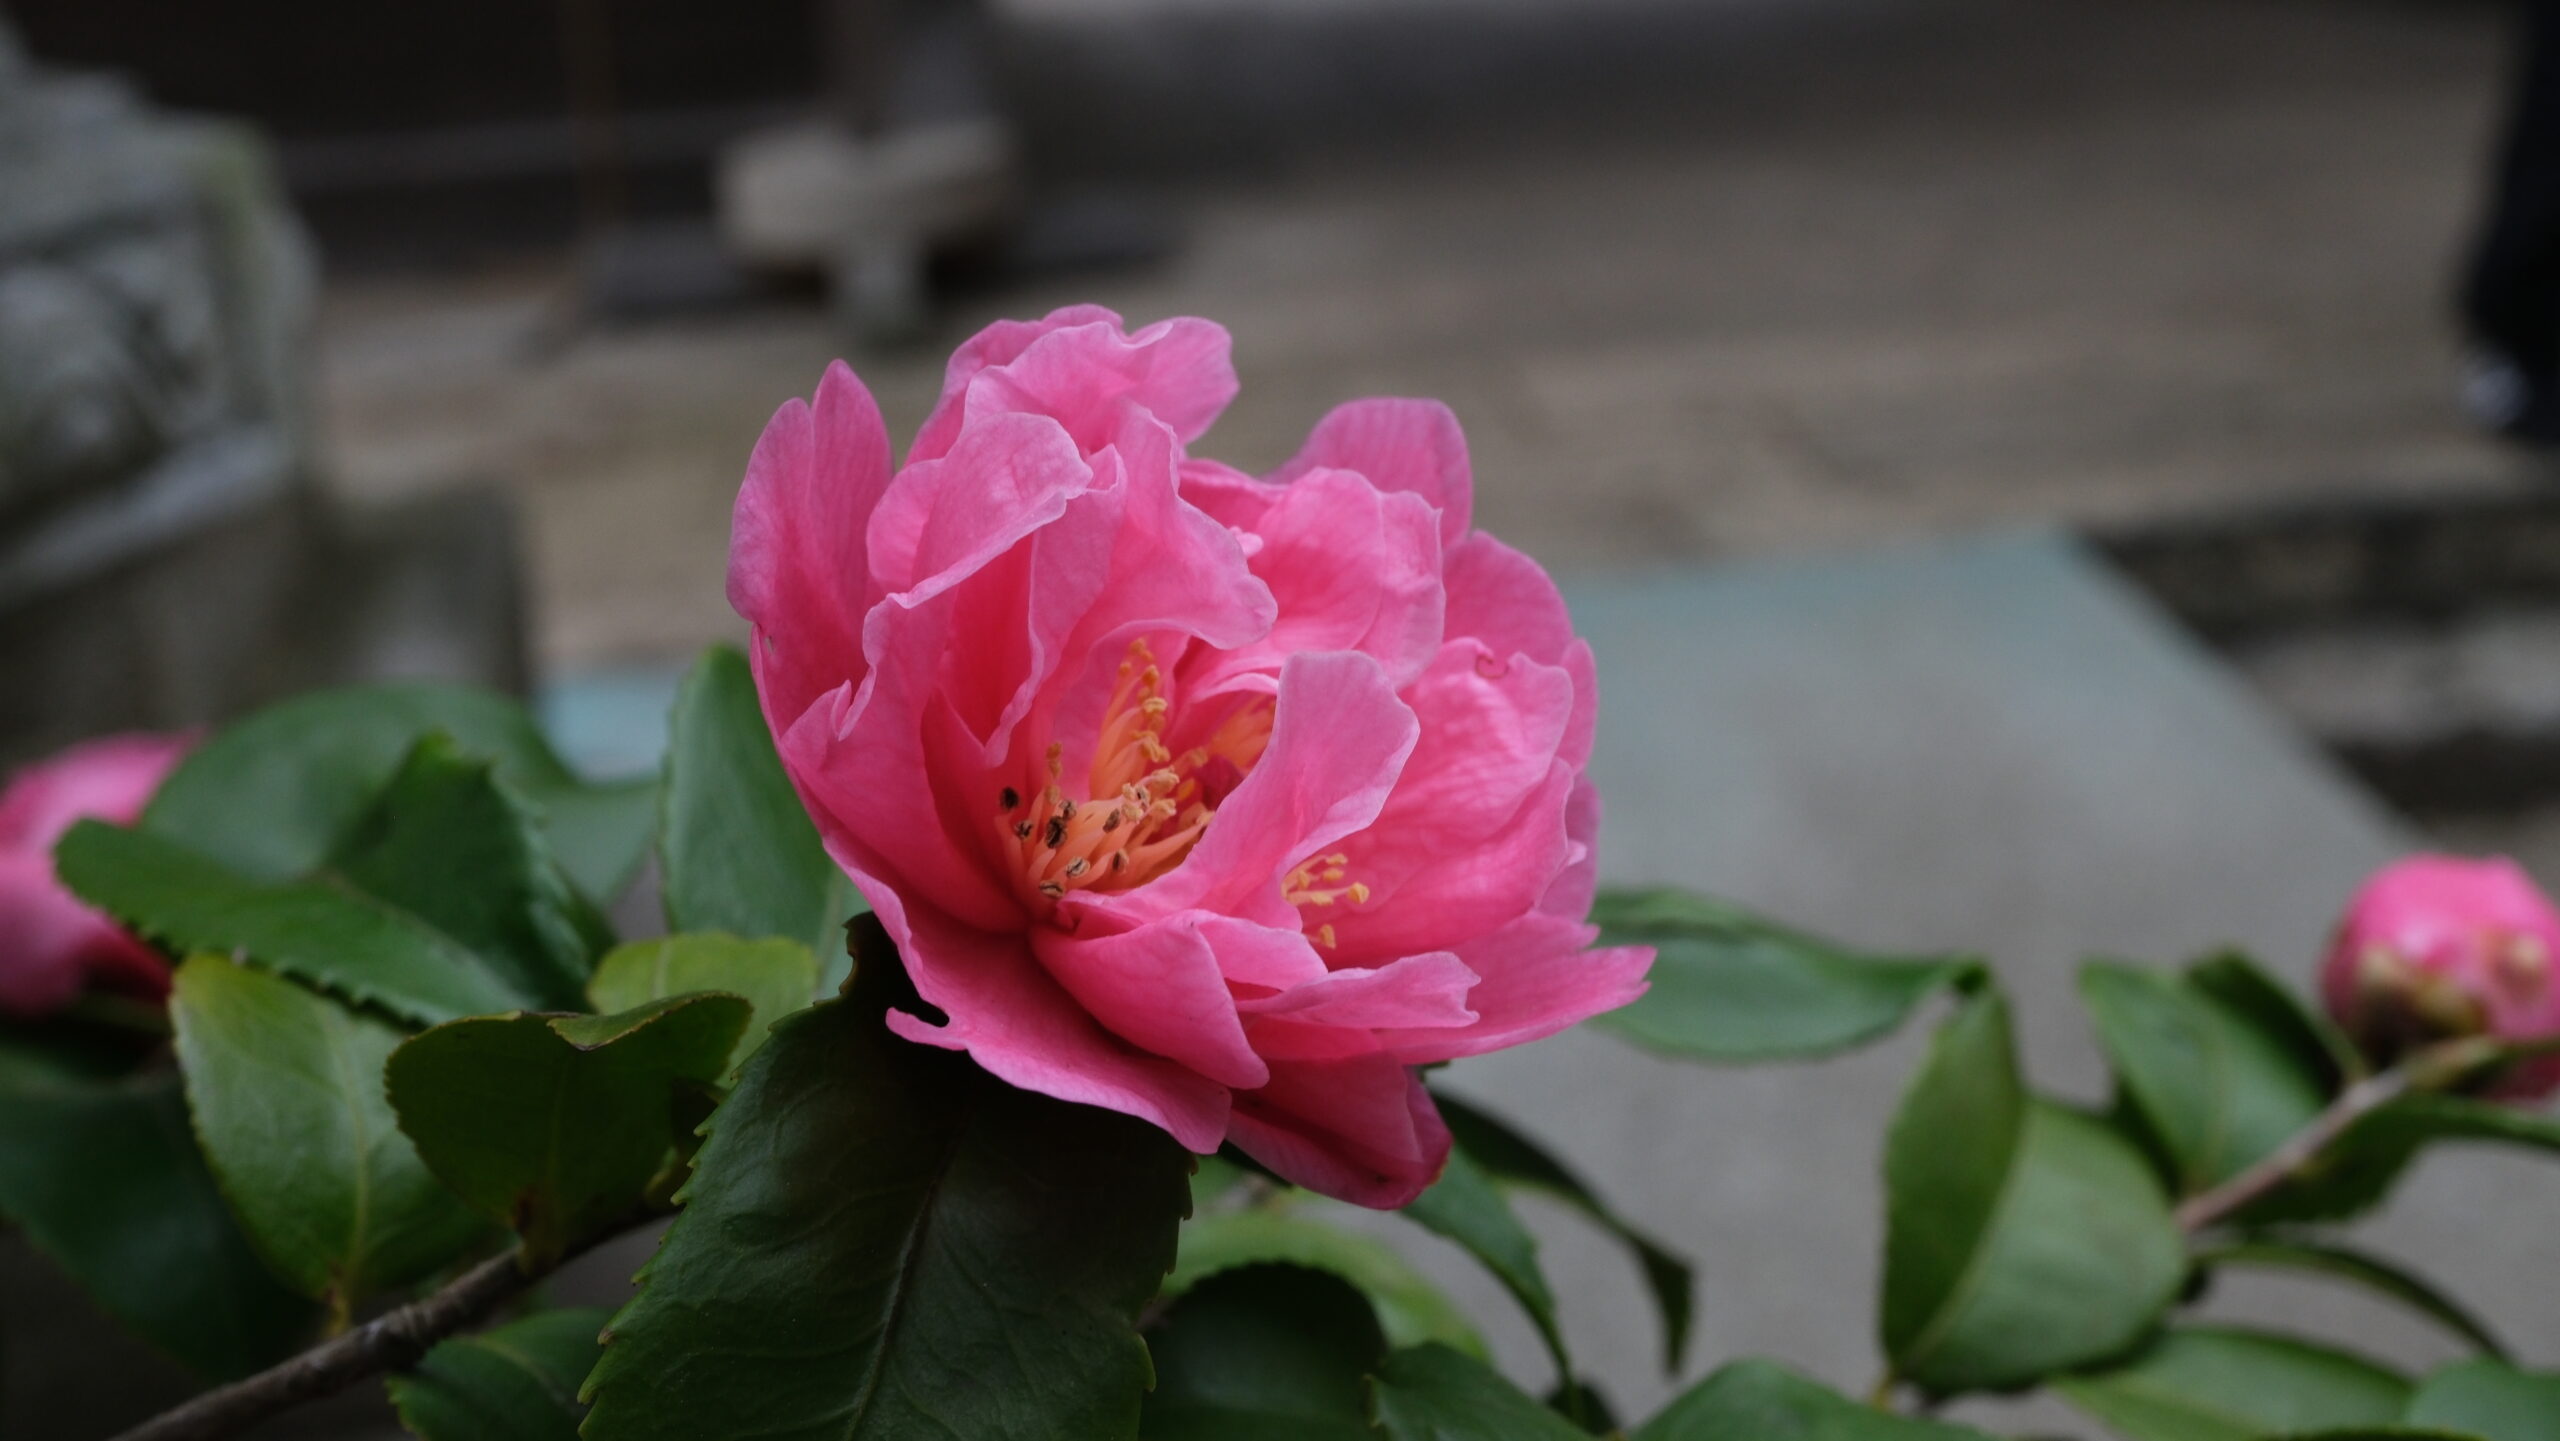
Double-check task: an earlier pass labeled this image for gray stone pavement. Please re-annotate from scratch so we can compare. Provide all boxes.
[1400,535,2547,1429]
[316,0,2538,675]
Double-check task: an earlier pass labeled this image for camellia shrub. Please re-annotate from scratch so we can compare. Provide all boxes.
[4,309,2558,1441]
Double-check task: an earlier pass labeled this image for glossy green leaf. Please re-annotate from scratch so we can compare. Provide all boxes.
[1367,1343,1586,1441]
[2253,1092,2560,1224]
[2185,951,2361,1089]
[330,735,607,1011]
[2405,1359,2560,1441]
[57,820,531,1026]
[1635,1360,1991,1439]
[1591,887,1979,1062]
[141,681,654,904]
[579,926,1192,1441]
[65,735,614,1025]
[2053,1328,2411,1441]
[0,1072,313,1378]
[1402,1146,1569,1383]
[1142,1264,1386,1441]
[386,994,748,1259]
[659,644,862,954]
[2080,960,2331,1194]
[2193,1236,2506,1358]
[170,957,489,1318]
[1169,1210,1483,1358]
[387,1305,610,1441]
[1433,1091,1693,1372]
[1881,991,2185,1393]
[585,934,819,1075]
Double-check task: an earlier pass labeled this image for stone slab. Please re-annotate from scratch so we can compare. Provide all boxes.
[1389,531,2559,1425]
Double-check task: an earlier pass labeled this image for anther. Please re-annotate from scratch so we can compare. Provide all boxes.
[1064,858,1090,878]
[1043,817,1068,848]
[998,786,1021,811]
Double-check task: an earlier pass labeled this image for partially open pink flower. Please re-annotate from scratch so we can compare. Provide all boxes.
[0,733,192,1017]
[732,307,1649,1205]
[2321,854,2560,1099]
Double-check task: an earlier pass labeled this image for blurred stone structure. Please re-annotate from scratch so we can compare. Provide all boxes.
[0,19,524,765]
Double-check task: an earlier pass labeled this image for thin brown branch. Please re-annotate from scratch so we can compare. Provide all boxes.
[2173,1066,2411,1234]
[107,1216,653,1441]
[2174,1034,2533,1234]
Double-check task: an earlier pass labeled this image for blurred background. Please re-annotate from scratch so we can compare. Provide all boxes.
[3,0,2548,806]
[9,0,2560,1432]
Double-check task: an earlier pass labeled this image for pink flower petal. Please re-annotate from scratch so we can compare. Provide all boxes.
[730,362,896,727]
[1034,915,1272,1089]
[913,309,1238,463]
[1328,641,1579,959]
[1187,468,1445,698]
[1272,398,1472,548]
[1237,950,1478,1030]
[1377,913,1652,1065]
[1227,1053,1451,1208]
[872,884,1232,1152]
[868,412,1094,602]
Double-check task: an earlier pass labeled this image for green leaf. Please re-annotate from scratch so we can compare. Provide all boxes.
[141,681,655,904]
[1433,1091,1693,1372]
[0,1072,313,1377]
[57,819,528,1026]
[2079,960,2332,1194]
[1591,887,1979,1062]
[659,644,863,953]
[170,957,490,1318]
[386,994,750,1260]
[1634,1360,1992,1439]
[1402,1146,1570,1384]
[387,1306,610,1441]
[1367,1343,1586,1441]
[1168,1209,1484,1359]
[2193,1236,2507,1358]
[1881,991,2185,1394]
[331,736,608,1011]
[585,934,820,1076]
[2052,1328,2411,1441]
[1142,1265,1387,1441]
[579,923,1192,1441]
[2185,951,2362,1089]
[2253,1092,2560,1224]
[2405,1359,2560,1441]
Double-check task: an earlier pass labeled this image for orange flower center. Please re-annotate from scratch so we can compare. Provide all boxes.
[996,639,1364,943]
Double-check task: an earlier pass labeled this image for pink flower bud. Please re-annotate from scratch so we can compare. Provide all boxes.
[2320,854,2560,1099]
[0,733,192,1018]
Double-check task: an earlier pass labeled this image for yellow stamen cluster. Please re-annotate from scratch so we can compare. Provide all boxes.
[1285,853,1370,948]
[1002,641,1216,904]
[997,638,1373,948]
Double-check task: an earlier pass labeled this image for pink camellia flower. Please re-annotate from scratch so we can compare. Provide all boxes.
[0,733,192,1017]
[2321,854,2560,1099]
[732,306,1650,1205]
